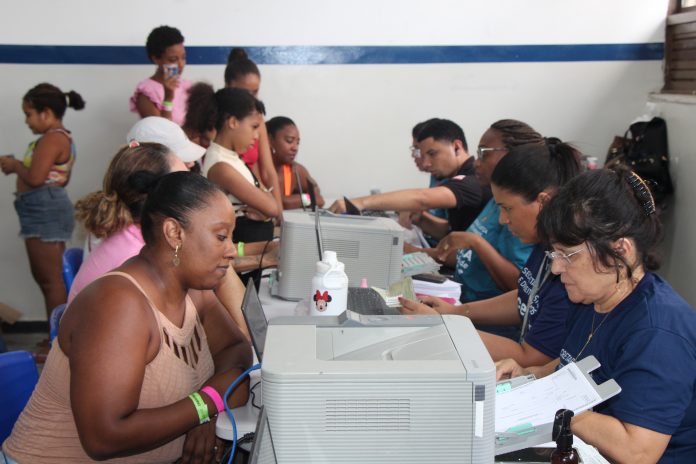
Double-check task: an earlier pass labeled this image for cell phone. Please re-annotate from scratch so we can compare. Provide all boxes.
[412,273,448,284]
[164,64,179,78]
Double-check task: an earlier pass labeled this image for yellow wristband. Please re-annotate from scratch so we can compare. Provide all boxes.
[237,241,245,257]
[189,392,210,424]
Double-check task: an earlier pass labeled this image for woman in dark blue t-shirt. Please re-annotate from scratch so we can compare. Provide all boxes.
[401,138,583,368]
[498,167,696,463]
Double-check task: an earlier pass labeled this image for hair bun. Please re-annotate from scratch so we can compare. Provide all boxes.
[228,47,248,64]
[65,90,86,110]
[128,170,163,195]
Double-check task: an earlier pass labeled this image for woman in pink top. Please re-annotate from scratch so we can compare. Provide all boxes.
[3,172,252,463]
[69,142,186,302]
[130,26,191,126]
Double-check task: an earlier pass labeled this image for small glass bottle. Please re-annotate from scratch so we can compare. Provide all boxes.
[551,409,579,464]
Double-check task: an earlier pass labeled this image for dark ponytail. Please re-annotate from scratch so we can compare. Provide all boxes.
[491,138,583,202]
[24,83,85,119]
[224,47,260,85]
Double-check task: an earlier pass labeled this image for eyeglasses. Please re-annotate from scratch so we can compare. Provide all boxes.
[476,146,507,161]
[545,248,584,265]
[410,146,421,159]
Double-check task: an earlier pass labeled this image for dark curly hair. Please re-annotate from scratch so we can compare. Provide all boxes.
[146,25,184,61]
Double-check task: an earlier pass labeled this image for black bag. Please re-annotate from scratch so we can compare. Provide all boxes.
[605,117,674,206]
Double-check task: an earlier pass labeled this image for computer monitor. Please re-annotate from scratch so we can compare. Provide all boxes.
[241,279,268,362]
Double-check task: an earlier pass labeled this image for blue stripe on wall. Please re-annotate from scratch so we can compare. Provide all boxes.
[0,43,663,65]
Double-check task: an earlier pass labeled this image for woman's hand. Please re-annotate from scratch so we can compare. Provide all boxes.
[329,198,348,214]
[399,295,455,315]
[434,232,478,262]
[180,420,224,464]
[241,205,271,222]
[398,211,413,229]
[163,74,180,99]
[403,242,423,255]
[495,358,526,381]
[0,155,18,175]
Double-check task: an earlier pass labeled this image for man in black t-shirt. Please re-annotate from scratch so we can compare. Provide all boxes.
[329,119,490,240]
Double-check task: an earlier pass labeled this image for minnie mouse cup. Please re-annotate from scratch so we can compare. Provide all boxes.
[310,251,348,316]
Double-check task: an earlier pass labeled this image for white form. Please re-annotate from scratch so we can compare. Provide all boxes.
[495,362,605,433]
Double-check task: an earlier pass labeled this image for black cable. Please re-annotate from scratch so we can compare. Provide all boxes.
[257,235,278,275]
[249,380,262,410]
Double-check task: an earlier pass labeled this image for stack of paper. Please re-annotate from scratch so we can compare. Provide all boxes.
[412,278,462,304]
[371,277,416,307]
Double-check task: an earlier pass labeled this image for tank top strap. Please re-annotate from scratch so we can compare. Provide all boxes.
[283,164,293,196]
[101,271,165,333]
[46,127,72,140]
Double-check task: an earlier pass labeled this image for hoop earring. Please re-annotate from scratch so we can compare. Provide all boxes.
[173,244,181,267]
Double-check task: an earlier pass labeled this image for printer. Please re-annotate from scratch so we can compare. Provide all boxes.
[272,210,404,301]
[261,312,496,463]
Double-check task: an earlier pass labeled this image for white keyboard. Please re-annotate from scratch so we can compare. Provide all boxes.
[401,252,441,277]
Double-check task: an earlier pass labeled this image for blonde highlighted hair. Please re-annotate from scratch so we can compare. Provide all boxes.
[75,142,172,238]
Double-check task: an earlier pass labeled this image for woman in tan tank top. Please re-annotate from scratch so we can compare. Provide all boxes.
[3,172,252,463]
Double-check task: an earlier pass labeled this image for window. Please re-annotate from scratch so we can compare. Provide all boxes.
[664,0,696,94]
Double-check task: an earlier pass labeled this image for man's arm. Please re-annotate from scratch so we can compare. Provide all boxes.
[414,211,450,240]
[329,186,457,213]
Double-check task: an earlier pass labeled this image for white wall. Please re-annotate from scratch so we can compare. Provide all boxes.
[0,0,669,320]
[649,96,696,306]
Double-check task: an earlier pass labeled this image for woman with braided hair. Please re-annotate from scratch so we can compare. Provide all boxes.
[434,119,544,303]
[497,166,696,462]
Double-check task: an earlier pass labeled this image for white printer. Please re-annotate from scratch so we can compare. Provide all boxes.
[272,210,403,301]
[261,312,496,463]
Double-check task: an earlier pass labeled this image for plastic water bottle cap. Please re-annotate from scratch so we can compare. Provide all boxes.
[323,250,338,263]
[359,278,368,288]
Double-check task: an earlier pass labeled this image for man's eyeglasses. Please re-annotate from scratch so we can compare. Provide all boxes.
[410,145,421,159]
[545,248,584,265]
[476,146,507,160]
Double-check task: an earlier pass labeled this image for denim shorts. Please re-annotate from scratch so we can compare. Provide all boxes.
[0,450,19,464]
[13,186,74,242]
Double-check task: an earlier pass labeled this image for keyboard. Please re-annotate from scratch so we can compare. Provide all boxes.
[402,252,441,277]
[347,288,400,316]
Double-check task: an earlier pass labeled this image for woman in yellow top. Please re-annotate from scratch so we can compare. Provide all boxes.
[0,83,85,318]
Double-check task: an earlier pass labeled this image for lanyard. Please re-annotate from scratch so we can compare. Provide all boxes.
[518,255,551,344]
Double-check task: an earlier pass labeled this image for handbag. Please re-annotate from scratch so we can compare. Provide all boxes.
[605,117,674,206]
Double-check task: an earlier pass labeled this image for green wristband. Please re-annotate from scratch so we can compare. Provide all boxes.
[237,241,245,257]
[189,392,210,424]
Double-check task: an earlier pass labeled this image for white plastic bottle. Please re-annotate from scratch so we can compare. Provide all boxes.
[310,250,349,316]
